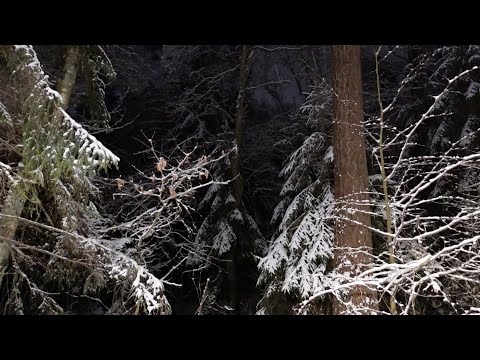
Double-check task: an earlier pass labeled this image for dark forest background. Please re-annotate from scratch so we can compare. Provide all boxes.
[1,45,480,315]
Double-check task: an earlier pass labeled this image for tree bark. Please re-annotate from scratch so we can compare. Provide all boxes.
[56,46,81,111]
[331,45,378,314]
[228,45,252,314]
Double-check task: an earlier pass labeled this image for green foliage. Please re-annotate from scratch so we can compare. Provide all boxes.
[0,45,129,314]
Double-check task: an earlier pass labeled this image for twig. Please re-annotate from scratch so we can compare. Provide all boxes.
[195,277,211,315]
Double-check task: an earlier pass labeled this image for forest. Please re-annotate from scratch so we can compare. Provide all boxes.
[0,44,479,315]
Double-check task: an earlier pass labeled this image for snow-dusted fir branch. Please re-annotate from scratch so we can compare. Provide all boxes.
[0,45,130,314]
[2,212,171,315]
[257,77,334,314]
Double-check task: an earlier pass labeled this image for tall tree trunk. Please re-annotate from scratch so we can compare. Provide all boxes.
[228,45,252,314]
[56,45,81,111]
[331,45,378,314]
[0,45,80,289]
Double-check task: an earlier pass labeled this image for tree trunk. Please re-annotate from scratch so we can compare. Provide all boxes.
[331,45,378,314]
[56,45,81,111]
[0,45,80,289]
[228,45,252,314]
[0,185,25,289]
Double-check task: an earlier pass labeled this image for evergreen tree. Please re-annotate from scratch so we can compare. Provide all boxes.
[257,78,334,314]
[0,45,171,314]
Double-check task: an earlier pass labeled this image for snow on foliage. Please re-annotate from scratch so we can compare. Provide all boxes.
[6,45,119,233]
[0,102,13,126]
[430,119,452,154]
[108,260,171,315]
[459,115,480,148]
[60,109,119,171]
[190,179,264,264]
[212,219,237,256]
[465,80,480,100]
[0,46,172,315]
[259,185,334,303]
[280,132,326,197]
[257,81,334,314]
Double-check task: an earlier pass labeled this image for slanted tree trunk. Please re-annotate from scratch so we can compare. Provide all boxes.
[0,45,80,289]
[331,45,378,314]
[56,45,81,111]
[228,45,252,314]
[0,185,25,289]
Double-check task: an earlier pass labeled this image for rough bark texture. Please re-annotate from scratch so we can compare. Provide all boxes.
[56,45,81,111]
[332,45,378,314]
[228,45,252,313]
